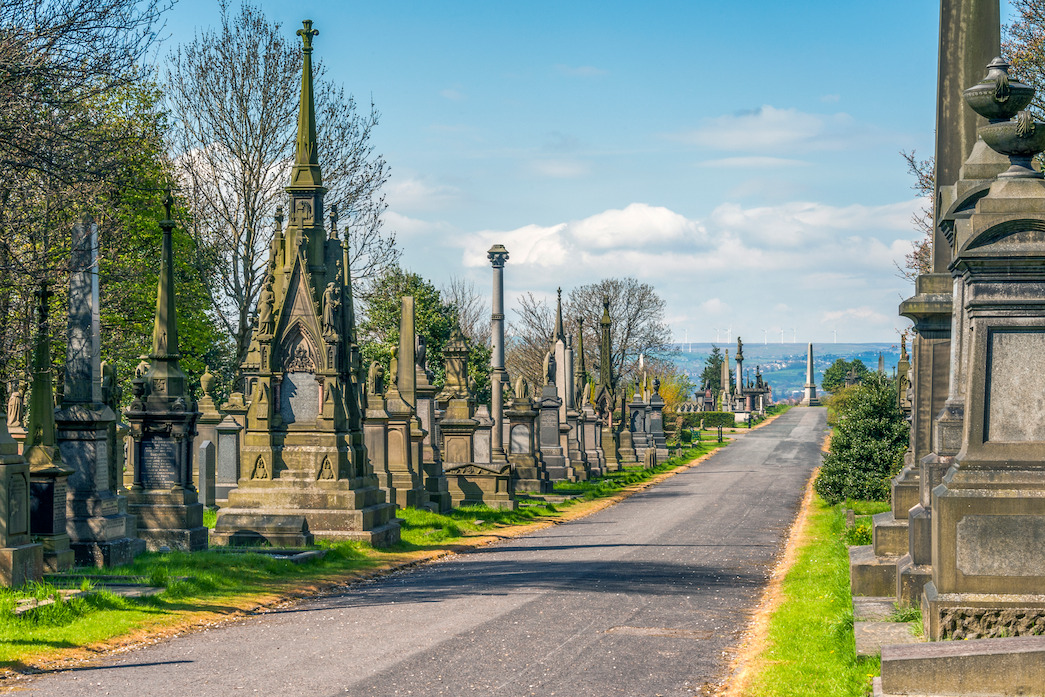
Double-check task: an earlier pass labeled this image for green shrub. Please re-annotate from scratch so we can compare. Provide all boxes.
[815,374,909,504]
[680,429,692,444]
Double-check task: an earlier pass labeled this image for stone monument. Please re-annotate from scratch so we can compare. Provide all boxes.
[24,284,74,571]
[922,58,1045,640]
[592,297,620,470]
[438,328,514,509]
[377,297,427,509]
[214,21,398,546]
[506,378,551,493]
[801,343,820,406]
[124,194,207,552]
[0,403,41,586]
[488,244,509,467]
[55,216,144,566]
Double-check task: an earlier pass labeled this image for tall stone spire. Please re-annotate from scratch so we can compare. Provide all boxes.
[148,191,188,401]
[24,283,57,454]
[553,287,565,342]
[290,19,322,189]
[574,317,587,402]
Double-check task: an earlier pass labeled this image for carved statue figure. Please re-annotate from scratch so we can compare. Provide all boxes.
[322,282,340,340]
[6,381,24,428]
[389,347,399,389]
[544,351,555,386]
[366,361,385,397]
[101,361,122,411]
[514,376,527,399]
[258,277,275,337]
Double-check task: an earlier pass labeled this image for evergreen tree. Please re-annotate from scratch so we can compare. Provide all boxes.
[814,373,909,504]
[700,345,725,393]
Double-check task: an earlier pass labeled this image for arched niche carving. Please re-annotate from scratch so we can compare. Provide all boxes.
[281,322,319,374]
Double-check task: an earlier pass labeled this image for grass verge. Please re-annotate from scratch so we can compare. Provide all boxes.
[726,489,880,697]
[0,439,732,678]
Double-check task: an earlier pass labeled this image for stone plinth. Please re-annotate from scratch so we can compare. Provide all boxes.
[56,403,144,567]
[538,384,574,481]
[506,385,551,494]
[0,417,42,586]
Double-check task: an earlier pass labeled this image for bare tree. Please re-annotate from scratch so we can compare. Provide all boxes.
[505,292,553,394]
[898,150,933,281]
[564,278,674,389]
[166,0,397,368]
[442,275,490,346]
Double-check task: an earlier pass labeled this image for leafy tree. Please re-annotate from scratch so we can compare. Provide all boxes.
[814,374,909,504]
[821,358,870,394]
[699,345,728,394]
[360,266,491,403]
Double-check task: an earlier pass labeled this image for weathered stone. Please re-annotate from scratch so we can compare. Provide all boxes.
[0,409,42,586]
[124,195,206,553]
[214,415,242,501]
[214,23,397,546]
[880,636,1045,696]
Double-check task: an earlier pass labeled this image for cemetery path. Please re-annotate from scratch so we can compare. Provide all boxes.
[20,407,826,697]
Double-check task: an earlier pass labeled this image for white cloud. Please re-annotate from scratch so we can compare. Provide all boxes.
[386,175,462,213]
[672,105,868,153]
[384,211,456,238]
[439,87,465,101]
[569,203,704,249]
[699,298,730,315]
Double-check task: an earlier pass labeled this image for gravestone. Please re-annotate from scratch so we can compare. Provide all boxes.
[213,23,397,546]
[194,367,222,501]
[215,415,242,501]
[24,284,74,571]
[438,328,514,510]
[197,441,215,507]
[507,378,551,493]
[56,217,144,566]
[125,194,207,552]
[0,413,42,586]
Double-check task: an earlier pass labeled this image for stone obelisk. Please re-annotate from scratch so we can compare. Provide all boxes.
[801,343,819,406]
[56,216,144,565]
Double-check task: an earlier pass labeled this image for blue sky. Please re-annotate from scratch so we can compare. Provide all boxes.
[161,1,1015,344]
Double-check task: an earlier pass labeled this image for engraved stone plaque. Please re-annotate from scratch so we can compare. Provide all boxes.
[540,411,558,447]
[474,429,491,464]
[140,437,179,489]
[957,514,1045,577]
[510,425,530,454]
[8,473,27,536]
[217,431,239,486]
[280,371,319,425]
[986,329,1045,442]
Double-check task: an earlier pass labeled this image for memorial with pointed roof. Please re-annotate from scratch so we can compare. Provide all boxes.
[213,21,398,546]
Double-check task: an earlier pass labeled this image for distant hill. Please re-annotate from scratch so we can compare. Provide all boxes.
[668,342,901,401]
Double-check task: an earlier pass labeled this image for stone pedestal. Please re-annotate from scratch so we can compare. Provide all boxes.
[506,384,551,494]
[582,404,606,476]
[417,366,450,513]
[538,385,573,481]
[0,417,42,586]
[56,404,144,567]
[648,385,669,461]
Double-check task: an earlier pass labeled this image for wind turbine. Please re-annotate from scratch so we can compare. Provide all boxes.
[833,329,837,343]
[762,328,767,345]
[716,328,721,343]
[792,328,796,343]
[780,328,784,344]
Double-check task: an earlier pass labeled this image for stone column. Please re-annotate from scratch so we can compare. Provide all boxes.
[488,245,509,464]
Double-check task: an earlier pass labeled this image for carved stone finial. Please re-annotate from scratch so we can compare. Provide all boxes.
[297,19,319,51]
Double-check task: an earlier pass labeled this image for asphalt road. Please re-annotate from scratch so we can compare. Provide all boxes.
[19,407,826,697]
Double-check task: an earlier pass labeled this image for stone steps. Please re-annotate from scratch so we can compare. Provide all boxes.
[875,636,1045,696]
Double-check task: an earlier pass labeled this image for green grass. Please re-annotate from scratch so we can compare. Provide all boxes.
[849,500,891,516]
[552,441,728,498]
[1,443,729,668]
[742,495,879,697]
